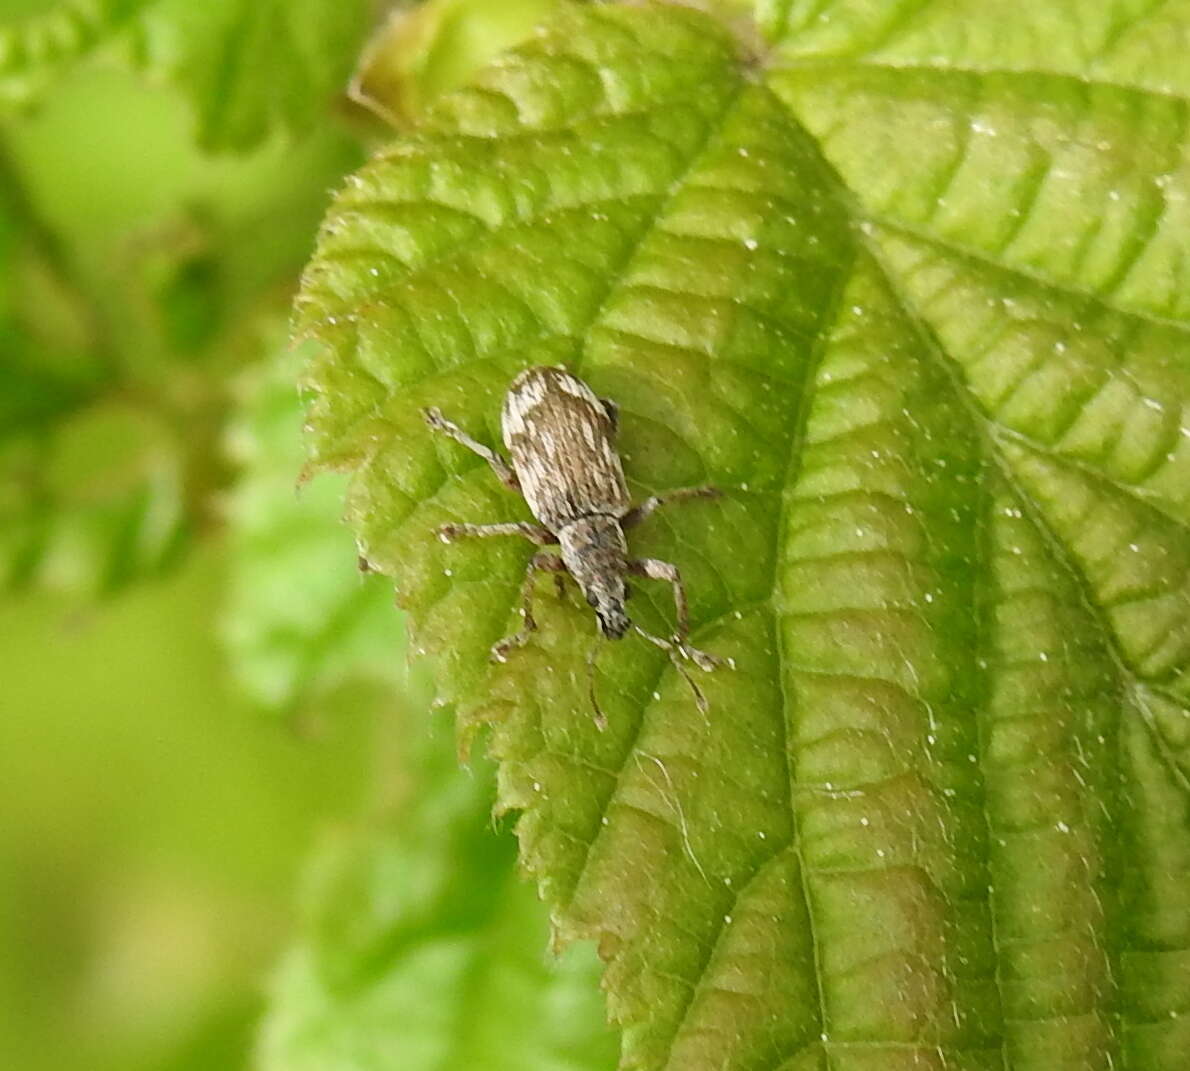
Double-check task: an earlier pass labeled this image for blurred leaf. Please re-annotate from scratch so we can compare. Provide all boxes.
[0,52,365,596]
[296,3,1190,1069]
[131,0,372,152]
[259,707,618,1071]
[0,357,91,439]
[0,0,152,109]
[1,395,190,593]
[350,0,562,129]
[0,191,198,596]
[0,143,192,594]
[223,335,406,713]
[154,246,222,356]
[1,0,371,150]
[0,143,107,393]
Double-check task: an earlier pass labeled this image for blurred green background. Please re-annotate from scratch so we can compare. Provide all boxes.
[0,2,613,1069]
[0,21,382,1071]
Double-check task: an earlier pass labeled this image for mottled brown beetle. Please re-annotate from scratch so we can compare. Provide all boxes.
[424,365,730,727]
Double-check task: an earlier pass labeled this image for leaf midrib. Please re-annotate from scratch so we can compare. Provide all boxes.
[767,55,1190,108]
[763,202,859,1071]
[860,225,1190,710]
[866,215,1190,335]
[863,222,1190,1062]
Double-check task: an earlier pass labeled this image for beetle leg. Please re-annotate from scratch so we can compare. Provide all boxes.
[622,485,720,529]
[423,407,520,490]
[438,521,554,545]
[628,557,729,672]
[491,552,567,663]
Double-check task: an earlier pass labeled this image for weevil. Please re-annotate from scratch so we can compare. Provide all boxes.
[424,365,730,728]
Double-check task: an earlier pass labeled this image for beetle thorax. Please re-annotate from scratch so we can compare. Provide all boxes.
[557,515,629,639]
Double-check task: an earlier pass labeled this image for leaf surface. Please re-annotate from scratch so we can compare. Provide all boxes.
[259,708,618,1071]
[297,3,1190,1068]
[349,0,563,129]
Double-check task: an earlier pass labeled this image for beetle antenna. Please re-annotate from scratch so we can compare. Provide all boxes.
[586,638,609,732]
[671,653,709,714]
[633,626,710,714]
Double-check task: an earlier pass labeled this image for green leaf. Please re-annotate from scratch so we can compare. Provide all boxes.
[2,0,370,151]
[297,3,1190,1068]
[259,707,618,1071]
[131,0,371,152]
[222,336,406,712]
[759,0,1190,100]
[350,0,564,129]
[0,143,189,594]
[0,0,152,109]
[0,57,365,596]
[0,394,191,593]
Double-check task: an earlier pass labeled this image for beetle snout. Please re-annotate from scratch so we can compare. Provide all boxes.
[596,605,631,639]
[585,587,629,639]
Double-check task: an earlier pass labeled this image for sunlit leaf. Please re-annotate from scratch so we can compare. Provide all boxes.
[297,3,1190,1068]
[760,0,1190,100]
[350,0,562,130]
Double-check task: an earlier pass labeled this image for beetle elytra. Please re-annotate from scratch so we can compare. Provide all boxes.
[424,365,730,727]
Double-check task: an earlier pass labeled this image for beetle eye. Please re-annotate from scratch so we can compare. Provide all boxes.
[623,587,633,601]
[586,593,597,607]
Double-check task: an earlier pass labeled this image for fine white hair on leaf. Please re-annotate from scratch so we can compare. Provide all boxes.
[634,749,711,888]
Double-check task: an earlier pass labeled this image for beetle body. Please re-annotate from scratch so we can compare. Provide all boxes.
[423,365,727,725]
[502,367,631,637]
[502,365,628,528]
